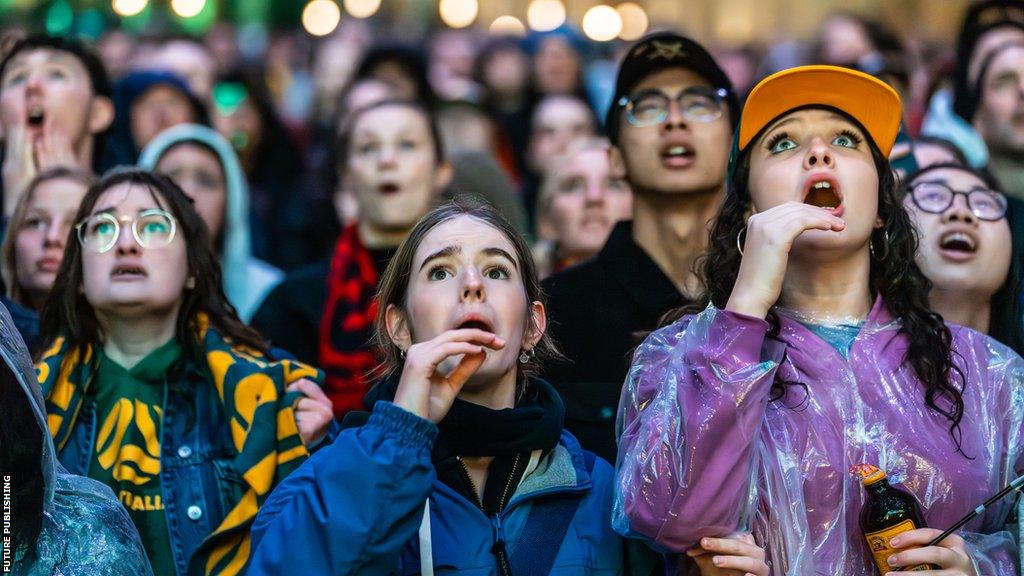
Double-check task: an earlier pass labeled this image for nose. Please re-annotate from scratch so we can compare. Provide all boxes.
[941,193,977,225]
[584,178,606,205]
[43,218,68,247]
[661,99,689,132]
[25,70,43,92]
[803,137,834,169]
[114,223,140,255]
[460,266,486,303]
[378,144,397,167]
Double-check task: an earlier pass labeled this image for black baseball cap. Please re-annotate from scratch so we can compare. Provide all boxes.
[605,32,739,145]
[953,0,1024,120]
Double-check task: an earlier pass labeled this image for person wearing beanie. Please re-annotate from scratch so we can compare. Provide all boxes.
[541,32,738,463]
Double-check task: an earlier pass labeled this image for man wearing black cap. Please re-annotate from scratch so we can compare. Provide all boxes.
[0,35,114,218]
[542,33,737,463]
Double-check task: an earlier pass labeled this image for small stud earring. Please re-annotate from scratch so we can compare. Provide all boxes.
[519,349,532,364]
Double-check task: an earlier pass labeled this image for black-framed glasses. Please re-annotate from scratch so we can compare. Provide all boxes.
[618,87,729,127]
[75,209,178,253]
[909,181,1008,221]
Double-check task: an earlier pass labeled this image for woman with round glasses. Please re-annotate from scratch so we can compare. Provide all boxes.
[903,163,1023,355]
[36,169,330,575]
[615,66,1024,574]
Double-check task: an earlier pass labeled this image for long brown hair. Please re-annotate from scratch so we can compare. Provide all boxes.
[39,169,268,363]
[372,196,559,383]
[2,167,94,307]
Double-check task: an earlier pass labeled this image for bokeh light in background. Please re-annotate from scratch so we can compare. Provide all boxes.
[526,0,565,32]
[616,2,648,40]
[581,4,621,42]
[302,0,342,36]
[438,0,478,29]
[44,0,73,34]
[343,0,381,19]
[490,14,526,36]
[169,0,204,18]
[111,0,147,17]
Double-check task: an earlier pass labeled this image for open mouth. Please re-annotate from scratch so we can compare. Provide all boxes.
[378,183,401,195]
[660,144,694,166]
[939,231,977,255]
[112,264,147,278]
[27,106,44,127]
[804,179,842,210]
[456,316,494,333]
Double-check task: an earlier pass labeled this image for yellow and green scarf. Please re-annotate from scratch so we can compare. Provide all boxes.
[37,314,321,575]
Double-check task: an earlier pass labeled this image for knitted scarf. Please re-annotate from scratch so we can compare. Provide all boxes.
[318,224,380,418]
[37,314,321,576]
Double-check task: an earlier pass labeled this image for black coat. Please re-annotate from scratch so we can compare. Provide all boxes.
[540,221,691,462]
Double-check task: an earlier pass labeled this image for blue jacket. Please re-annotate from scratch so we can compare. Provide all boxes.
[248,400,624,575]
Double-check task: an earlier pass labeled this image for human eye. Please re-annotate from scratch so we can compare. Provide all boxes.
[485,264,510,280]
[23,216,46,231]
[560,176,585,194]
[428,265,452,281]
[356,141,378,155]
[398,139,417,150]
[47,66,67,81]
[766,132,797,153]
[832,130,863,148]
[3,69,27,87]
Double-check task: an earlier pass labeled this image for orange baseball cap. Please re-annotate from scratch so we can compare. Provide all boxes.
[737,65,903,156]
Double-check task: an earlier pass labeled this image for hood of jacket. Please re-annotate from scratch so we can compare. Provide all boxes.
[138,123,283,321]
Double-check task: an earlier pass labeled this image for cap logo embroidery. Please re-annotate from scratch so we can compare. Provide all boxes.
[977,5,1024,26]
[646,40,687,61]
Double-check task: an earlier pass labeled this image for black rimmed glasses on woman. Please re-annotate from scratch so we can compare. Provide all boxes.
[909,181,1008,221]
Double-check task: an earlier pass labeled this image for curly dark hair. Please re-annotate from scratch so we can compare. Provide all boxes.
[672,111,969,454]
[39,169,268,364]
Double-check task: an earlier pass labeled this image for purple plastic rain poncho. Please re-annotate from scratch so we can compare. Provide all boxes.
[614,297,1024,575]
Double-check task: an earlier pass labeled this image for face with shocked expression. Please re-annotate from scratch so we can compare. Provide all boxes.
[388,216,545,392]
[747,108,881,259]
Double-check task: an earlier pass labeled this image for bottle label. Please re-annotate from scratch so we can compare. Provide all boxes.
[864,520,932,573]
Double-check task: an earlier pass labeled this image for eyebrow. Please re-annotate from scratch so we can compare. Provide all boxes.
[482,247,519,270]
[90,206,160,217]
[762,116,801,134]
[419,245,461,271]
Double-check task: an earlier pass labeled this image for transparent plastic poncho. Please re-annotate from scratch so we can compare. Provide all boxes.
[2,303,153,576]
[614,299,1024,575]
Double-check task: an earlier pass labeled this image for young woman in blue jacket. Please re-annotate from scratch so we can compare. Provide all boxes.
[248,198,625,575]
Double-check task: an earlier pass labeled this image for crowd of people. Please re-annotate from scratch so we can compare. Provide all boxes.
[3,0,1024,574]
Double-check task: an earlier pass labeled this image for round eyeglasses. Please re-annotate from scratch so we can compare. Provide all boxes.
[908,181,1008,221]
[618,87,729,127]
[75,209,178,253]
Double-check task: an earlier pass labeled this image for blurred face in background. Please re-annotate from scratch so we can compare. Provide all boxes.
[136,40,218,103]
[482,46,530,102]
[973,45,1024,155]
[344,104,451,244]
[539,143,633,263]
[534,36,581,95]
[527,95,596,173]
[212,84,263,165]
[817,14,874,65]
[130,85,197,150]
[155,142,227,243]
[13,176,88,309]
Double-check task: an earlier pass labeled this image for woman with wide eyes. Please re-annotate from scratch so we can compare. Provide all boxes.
[902,163,1023,355]
[36,170,331,575]
[1,167,92,352]
[615,66,1024,574]
[246,199,624,575]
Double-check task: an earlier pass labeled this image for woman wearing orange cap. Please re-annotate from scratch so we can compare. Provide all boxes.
[614,65,1024,574]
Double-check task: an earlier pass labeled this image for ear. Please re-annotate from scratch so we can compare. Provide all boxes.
[385,303,412,351]
[523,301,547,350]
[875,217,885,229]
[432,160,454,194]
[87,95,115,135]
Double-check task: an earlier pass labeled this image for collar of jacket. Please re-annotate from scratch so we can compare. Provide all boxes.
[598,220,687,317]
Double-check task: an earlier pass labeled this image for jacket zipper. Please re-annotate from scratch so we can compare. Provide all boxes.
[456,453,522,576]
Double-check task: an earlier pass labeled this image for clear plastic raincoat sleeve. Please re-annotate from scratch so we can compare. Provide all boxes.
[613,304,1024,575]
